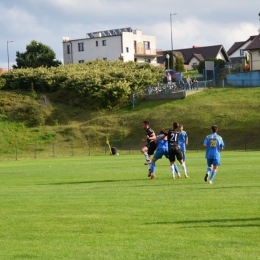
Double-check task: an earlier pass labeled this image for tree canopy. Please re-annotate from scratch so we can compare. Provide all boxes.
[13,40,62,69]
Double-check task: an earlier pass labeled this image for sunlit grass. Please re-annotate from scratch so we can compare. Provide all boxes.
[0,152,259,259]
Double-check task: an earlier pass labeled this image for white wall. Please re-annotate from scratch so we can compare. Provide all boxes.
[62,29,158,65]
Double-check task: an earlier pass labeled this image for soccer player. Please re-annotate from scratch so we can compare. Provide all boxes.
[178,125,188,162]
[149,131,181,179]
[140,121,157,176]
[162,122,188,178]
[203,125,225,184]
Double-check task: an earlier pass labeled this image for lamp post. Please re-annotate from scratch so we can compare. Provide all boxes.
[166,54,170,69]
[7,40,14,71]
[170,13,177,69]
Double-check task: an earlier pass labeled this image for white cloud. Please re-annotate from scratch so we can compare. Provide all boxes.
[0,0,259,68]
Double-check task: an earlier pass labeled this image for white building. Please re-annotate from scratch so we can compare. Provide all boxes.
[62,27,159,65]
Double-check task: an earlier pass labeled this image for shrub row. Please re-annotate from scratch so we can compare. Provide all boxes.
[2,60,163,109]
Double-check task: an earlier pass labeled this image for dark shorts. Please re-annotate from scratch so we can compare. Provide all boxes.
[146,141,157,156]
[168,148,183,162]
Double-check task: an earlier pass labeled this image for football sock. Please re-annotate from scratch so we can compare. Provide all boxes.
[181,163,187,175]
[210,171,216,181]
[170,165,175,176]
[207,167,212,175]
[151,162,156,173]
[148,163,151,170]
[144,152,149,161]
[183,154,186,162]
[174,163,179,174]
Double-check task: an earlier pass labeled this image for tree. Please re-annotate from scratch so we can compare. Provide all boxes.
[175,54,185,72]
[13,40,61,69]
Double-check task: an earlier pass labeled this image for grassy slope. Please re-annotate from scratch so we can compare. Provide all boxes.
[0,87,260,152]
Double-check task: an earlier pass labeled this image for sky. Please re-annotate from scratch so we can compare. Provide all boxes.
[1,0,259,69]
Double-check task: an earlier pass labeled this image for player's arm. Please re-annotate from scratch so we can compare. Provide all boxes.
[156,131,168,141]
[148,133,156,141]
[186,136,188,145]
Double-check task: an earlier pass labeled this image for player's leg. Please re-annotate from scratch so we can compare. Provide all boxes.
[174,164,181,178]
[148,142,157,177]
[141,145,150,163]
[168,151,176,179]
[209,159,220,184]
[204,161,213,182]
[150,157,159,179]
[182,151,186,162]
[177,150,188,178]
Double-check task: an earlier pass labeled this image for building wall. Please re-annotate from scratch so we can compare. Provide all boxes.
[62,29,158,65]
[189,57,199,68]
[216,51,226,60]
[63,35,123,64]
[229,41,253,59]
[251,49,260,70]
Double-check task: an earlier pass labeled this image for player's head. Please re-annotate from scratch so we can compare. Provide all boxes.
[179,125,183,131]
[172,121,179,130]
[142,121,149,129]
[211,125,218,133]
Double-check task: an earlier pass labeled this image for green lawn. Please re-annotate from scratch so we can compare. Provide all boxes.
[0,152,259,259]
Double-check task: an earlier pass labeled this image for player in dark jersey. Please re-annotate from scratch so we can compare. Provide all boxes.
[164,122,189,178]
[140,121,157,176]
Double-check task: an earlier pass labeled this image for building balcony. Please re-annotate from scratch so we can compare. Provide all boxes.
[134,48,160,57]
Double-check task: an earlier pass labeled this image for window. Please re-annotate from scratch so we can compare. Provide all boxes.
[78,42,84,51]
[96,41,98,47]
[103,58,107,61]
[67,45,71,54]
[126,47,129,53]
[144,58,151,63]
[143,41,150,50]
[79,60,84,63]
[134,58,137,62]
[240,49,244,56]
[102,40,106,46]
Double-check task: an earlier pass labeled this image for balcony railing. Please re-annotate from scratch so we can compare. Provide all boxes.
[134,47,157,56]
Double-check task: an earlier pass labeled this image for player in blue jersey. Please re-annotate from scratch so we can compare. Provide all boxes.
[203,125,225,184]
[149,131,181,179]
[178,125,188,162]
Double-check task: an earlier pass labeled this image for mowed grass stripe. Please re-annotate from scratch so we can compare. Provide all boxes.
[0,152,259,259]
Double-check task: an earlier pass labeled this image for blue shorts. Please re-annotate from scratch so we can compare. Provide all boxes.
[153,148,169,160]
[207,158,220,167]
[179,144,186,152]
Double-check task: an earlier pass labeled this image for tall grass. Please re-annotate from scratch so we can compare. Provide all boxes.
[1,87,260,157]
[0,152,259,259]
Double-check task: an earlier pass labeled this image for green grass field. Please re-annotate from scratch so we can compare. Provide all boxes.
[1,152,260,259]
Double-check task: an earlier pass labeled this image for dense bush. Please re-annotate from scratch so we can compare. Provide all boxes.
[0,92,52,126]
[2,60,163,109]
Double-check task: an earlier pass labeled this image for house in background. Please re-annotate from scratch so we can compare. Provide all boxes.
[62,27,160,65]
[245,33,260,71]
[157,45,230,70]
[227,35,256,63]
